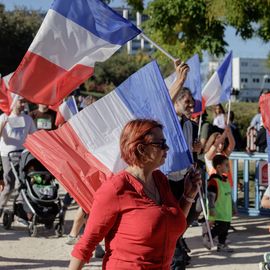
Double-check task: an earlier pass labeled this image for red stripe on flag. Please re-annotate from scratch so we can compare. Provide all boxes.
[259,93,270,134]
[24,122,111,212]
[0,78,12,114]
[9,51,94,105]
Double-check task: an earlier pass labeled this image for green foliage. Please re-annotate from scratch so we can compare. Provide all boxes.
[0,4,42,75]
[230,102,258,138]
[136,0,270,66]
[84,51,152,93]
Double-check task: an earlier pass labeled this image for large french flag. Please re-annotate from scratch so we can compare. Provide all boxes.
[165,54,202,113]
[202,51,232,109]
[55,96,79,126]
[24,61,192,212]
[9,0,141,106]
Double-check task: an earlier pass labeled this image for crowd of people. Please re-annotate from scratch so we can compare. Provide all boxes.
[0,60,269,270]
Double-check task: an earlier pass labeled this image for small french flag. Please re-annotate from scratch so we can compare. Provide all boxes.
[202,51,232,109]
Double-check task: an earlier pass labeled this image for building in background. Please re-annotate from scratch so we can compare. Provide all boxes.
[114,8,153,54]
[232,58,270,101]
[208,57,270,102]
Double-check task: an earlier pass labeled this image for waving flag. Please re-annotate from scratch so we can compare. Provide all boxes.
[259,92,270,134]
[24,61,192,212]
[165,54,202,113]
[9,0,141,106]
[0,73,19,115]
[202,51,232,109]
[55,96,79,126]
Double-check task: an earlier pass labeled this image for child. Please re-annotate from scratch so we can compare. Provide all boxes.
[203,154,234,252]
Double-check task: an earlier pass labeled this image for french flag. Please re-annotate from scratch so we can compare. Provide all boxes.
[165,54,202,113]
[202,51,232,109]
[55,96,79,126]
[0,73,19,115]
[9,0,141,106]
[24,61,192,212]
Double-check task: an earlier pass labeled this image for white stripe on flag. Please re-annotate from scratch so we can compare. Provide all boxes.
[202,72,222,106]
[69,91,135,172]
[29,10,121,70]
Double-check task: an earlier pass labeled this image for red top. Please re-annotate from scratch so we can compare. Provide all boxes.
[72,170,186,269]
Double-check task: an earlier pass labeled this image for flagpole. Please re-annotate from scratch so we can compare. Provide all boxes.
[140,33,177,62]
[226,98,231,125]
[197,114,202,138]
[198,187,215,248]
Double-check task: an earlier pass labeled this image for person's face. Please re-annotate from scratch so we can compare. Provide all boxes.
[214,134,224,152]
[15,99,26,112]
[215,105,221,114]
[38,104,48,111]
[217,160,229,174]
[174,94,193,118]
[142,127,169,169]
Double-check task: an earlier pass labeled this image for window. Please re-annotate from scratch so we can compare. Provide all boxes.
[241,62,248,67]
[253,78,260,83]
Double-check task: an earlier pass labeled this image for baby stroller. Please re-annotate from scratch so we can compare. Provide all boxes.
[2,150,64,237]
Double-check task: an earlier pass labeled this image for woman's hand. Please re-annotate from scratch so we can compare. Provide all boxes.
[183,167,202,200]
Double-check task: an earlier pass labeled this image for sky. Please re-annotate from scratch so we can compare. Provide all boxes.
[0,0,269,60]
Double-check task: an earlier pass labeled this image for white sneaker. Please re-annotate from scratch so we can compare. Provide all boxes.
[264,252,270,263]
[15,218,29,227]
[259,262,270,270]
[66,235,78,245]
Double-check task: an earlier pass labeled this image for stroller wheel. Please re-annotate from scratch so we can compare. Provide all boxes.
[55,223,63,237]
[3,210,14,230]
[28,223,38,237]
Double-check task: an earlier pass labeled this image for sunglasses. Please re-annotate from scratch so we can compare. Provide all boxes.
[144,139,168,150]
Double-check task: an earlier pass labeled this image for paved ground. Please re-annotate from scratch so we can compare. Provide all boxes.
[1,202,270,270]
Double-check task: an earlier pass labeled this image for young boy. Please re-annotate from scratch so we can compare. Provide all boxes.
[203,154,234,252]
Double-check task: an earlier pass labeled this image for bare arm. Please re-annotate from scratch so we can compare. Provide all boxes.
[179,168,202,217]
[169,60,189,104]
[68,258,85,270]
[205,132,227,160]
[224,126,235,156]
[261,195,270,209]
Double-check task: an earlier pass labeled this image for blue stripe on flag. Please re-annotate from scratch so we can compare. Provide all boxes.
[184,54,202,113]
[66,96,78,115]
[217,51,232,103]
[115,61,192,173]
[51,0,141,45]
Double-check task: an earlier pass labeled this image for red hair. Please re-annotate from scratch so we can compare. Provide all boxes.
[120,119,163,166]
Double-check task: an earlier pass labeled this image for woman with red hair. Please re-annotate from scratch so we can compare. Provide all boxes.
[69,119,201,270]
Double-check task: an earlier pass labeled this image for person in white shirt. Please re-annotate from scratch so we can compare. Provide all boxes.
[0,97,36,216]
[213,104,226,130]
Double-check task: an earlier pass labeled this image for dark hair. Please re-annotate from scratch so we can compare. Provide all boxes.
[120,119,163,166]
[214,104,225,115]
[212,154,228,169]
[176,87,192,101]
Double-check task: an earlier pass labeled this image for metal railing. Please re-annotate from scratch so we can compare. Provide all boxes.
[229,151,269,216]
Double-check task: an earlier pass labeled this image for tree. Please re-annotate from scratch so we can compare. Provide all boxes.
[0,4,42,76]
[84,51,152,93]
[125,0,270,65]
